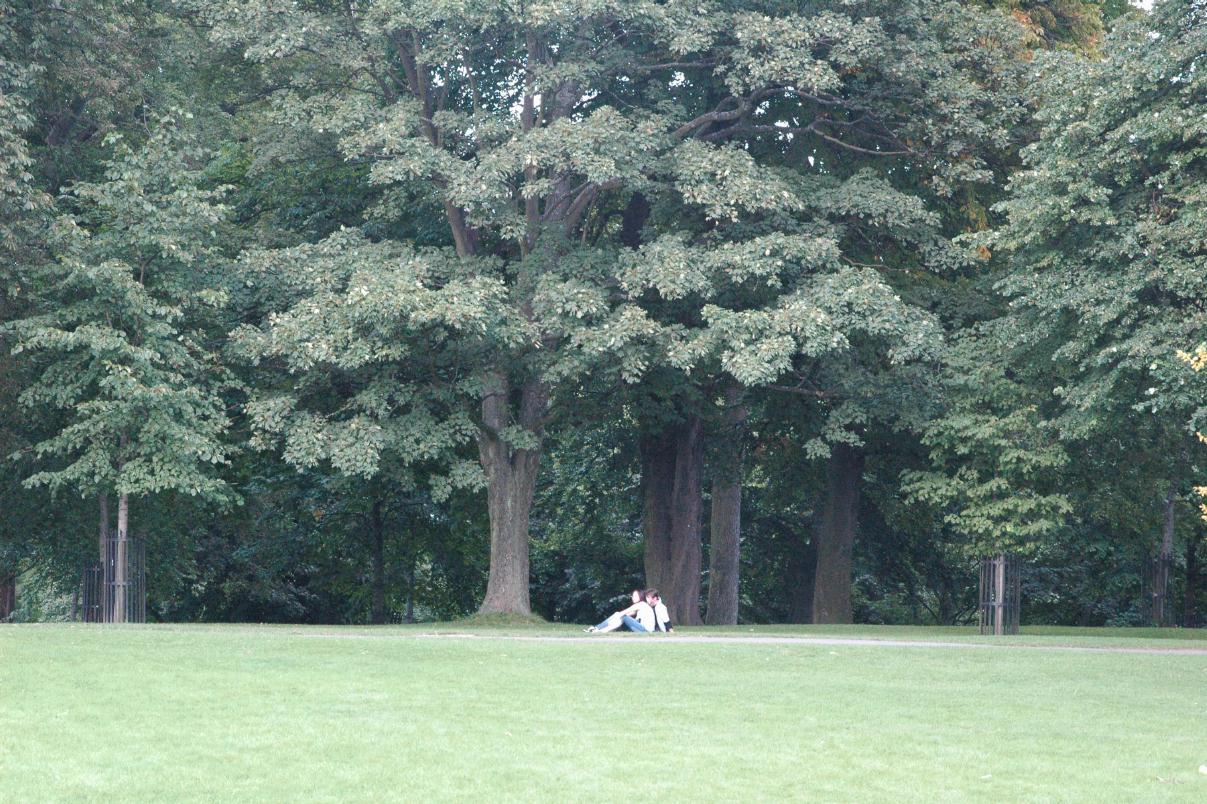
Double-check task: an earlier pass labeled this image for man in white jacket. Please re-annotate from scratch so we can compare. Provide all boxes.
[648,589,674,634]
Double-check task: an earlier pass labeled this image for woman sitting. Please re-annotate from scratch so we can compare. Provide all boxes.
[585,589,655,633]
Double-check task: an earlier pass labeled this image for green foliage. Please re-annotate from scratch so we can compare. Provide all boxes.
[989,1,1206,438]
[229,228,487,494]
[206,0,1031,460]
[0,34,41,249]
[903,327,1073,554]
[987,0,1106,51]
[5,117,234,501]
[913,0,1207,559]
[529,411,645,621]
[2,0,1203,627]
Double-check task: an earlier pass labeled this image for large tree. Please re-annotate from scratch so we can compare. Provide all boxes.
[916,0,1206,623]
[4,118,235,620]
[613,2,1032,622]
[203,0,1036,617]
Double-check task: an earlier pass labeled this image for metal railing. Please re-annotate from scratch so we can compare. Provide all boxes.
[80,536,146,623]
[979,553,1020,635]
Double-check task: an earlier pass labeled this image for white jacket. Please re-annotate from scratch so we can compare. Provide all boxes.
[652,601,672,631]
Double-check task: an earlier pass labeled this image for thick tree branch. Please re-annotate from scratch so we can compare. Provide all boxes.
[562,178,622,237]
[768,383,834,399]
[672,96,748,140]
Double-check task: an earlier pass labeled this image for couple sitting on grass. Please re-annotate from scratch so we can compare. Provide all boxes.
[585,588,674,634]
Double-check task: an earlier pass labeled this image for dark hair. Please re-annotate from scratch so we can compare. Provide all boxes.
[643,588,659,600]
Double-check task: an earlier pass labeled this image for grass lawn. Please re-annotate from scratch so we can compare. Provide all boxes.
[2,624,1205,802]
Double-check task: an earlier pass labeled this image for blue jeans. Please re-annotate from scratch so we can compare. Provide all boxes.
[620,615,649,632]
[594,614,650,632]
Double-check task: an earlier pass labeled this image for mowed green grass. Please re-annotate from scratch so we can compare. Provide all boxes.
[2,625,1205,802]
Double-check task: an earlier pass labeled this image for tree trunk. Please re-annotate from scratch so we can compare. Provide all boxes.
[1153,484,1176,626]
[786,531,817,624]
[1161,485,1176,560]
[619,192,650,249]
[641,417,705,625]
[99,494,109,567]
[476,373,546,615]
[705,477,741,624]
[1185,535,1199,628]
[705,384,747,625]
[0,574,14,620]
[405,552,416,624]
[668,416,704,625]
[478,445,540,614]
[992,552,1007,636]
[92,493,109,622]
[370,498,386,625]
[113,493,129,624]
[935,567,958,626]
[812,443,863,624]
[641,429,677,593]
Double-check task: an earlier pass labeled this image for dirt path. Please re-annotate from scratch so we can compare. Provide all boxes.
[399,632,1207,655]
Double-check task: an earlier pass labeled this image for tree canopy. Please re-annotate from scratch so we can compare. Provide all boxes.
[2,0,1203,629]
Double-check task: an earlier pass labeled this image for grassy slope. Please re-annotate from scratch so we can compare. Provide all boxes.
[2,624,1205,802]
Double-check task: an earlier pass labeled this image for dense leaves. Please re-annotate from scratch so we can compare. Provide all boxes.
[1,0,1203,628]
[6,119,234,501]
